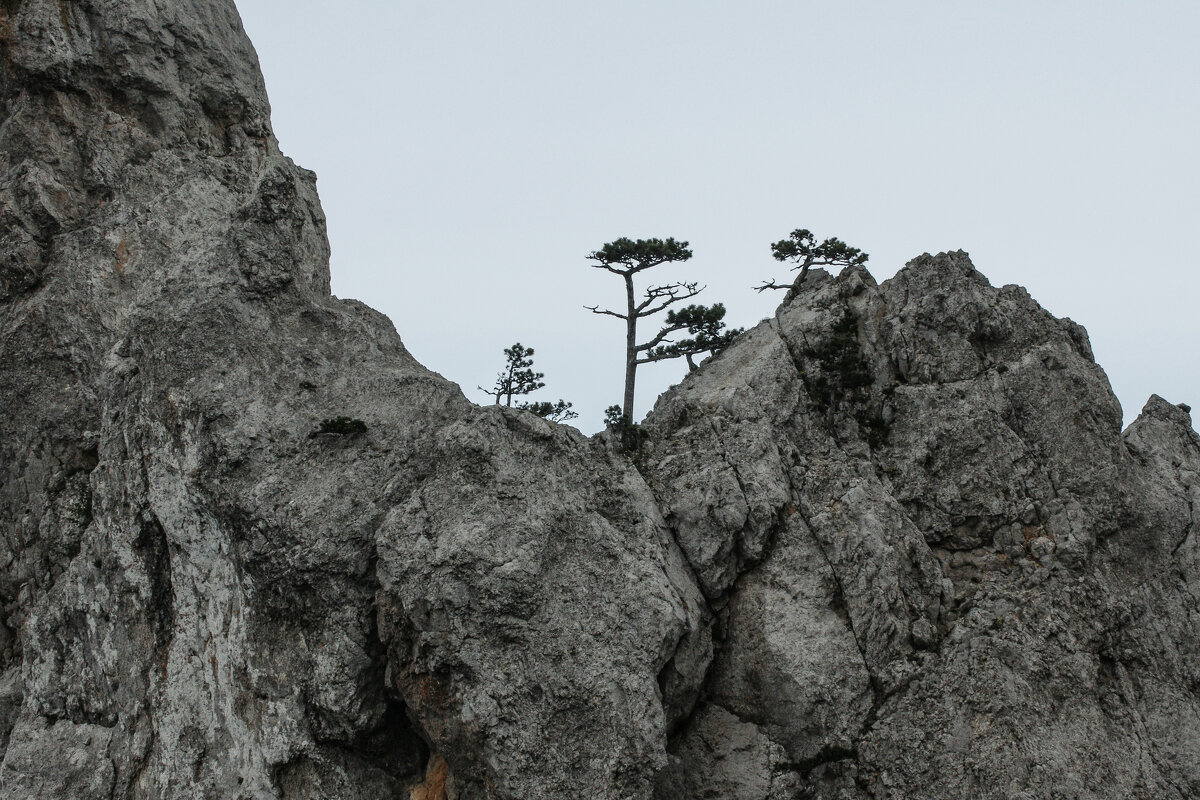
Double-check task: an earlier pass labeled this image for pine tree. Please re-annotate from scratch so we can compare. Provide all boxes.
[586,237,737,420]
[480,342,544,407]
[756,229,868,302]
[480,343,578,422]
[518,400,578,423]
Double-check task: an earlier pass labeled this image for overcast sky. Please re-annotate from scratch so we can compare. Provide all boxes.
[236,1,1198,433]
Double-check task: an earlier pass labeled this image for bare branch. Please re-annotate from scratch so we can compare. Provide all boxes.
[635,282,692,313]
[636,322,689,353]
[633,296,657,313]
[640,290,703,318]
[634,283,703,318]
[588,261,632,275]
[584,305,628,320]
[754,280,792,293]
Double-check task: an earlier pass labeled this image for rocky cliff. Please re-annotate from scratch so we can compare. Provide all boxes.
[1,2,1197,799]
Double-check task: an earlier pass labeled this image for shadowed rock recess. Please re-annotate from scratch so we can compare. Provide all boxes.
[0,3,1197,799]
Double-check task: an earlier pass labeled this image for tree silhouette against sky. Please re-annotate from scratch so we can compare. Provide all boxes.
[756,229,869,303]
[586,237,737,421]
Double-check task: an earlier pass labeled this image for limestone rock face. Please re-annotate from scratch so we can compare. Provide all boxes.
[1,2,1198,799]
[0,2,703,798]
[645,258,1200,798]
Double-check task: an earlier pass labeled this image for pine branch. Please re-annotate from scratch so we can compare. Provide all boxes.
[585,305,628,320]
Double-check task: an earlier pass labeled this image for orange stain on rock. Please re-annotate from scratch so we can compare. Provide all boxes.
[409,755,449,800]
[115,237,128,275]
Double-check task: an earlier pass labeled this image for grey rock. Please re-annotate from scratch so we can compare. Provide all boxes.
[0,1,704,797]
[1,2,1198,799]
[644,254,1200,798]
[655,704,803,800]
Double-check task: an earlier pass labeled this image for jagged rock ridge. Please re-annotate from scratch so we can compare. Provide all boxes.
[0,2,1197,799]
[646,257,1200,797]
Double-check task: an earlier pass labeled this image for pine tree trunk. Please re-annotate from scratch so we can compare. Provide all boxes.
[784,255,814,304]
[623,273,637,420]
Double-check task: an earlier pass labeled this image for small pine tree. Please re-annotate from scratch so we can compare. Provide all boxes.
[603,404,645,451]
[480,343,545,407]
[519,399,578,423]
[480,343,577,422]
[604,405,625,428]
[757,229,868,301]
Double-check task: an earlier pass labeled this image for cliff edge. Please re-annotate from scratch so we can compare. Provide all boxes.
[0,2,1197,799]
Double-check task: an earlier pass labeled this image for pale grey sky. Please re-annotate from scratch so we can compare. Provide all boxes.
[237,1,1199,432]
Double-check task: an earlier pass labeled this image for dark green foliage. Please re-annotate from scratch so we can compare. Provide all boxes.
[802,309,890,448]
[480,342,545,406]
[604,405,624,428]
[770,229,868,268]
[312,416,367,437]
[520,399,579,423]
[857,413,891,450]
[643,303,745,370]
[757,228,869,295]
[604,404,646,452]
[804,310,873,397]
[588,237,693,270]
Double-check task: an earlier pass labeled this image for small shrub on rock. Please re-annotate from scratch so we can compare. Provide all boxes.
[604,405,647,452]
[312,416,367,437]
[802,308,890,448]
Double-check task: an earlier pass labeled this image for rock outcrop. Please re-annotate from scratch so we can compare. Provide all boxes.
[646,258,1200,798]
[1,2,1197,799]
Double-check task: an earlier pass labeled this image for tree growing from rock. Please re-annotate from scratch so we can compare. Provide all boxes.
[756,228,868,301]
[481,342,543,406]
[520,400,578,423]
[603,404,646,451]
[480,343,578,422]
[586,237,735,421]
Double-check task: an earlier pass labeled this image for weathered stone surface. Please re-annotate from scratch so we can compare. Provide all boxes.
[0,2,704,797]
[644,255,1200,798]
[1,2,1198,799]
